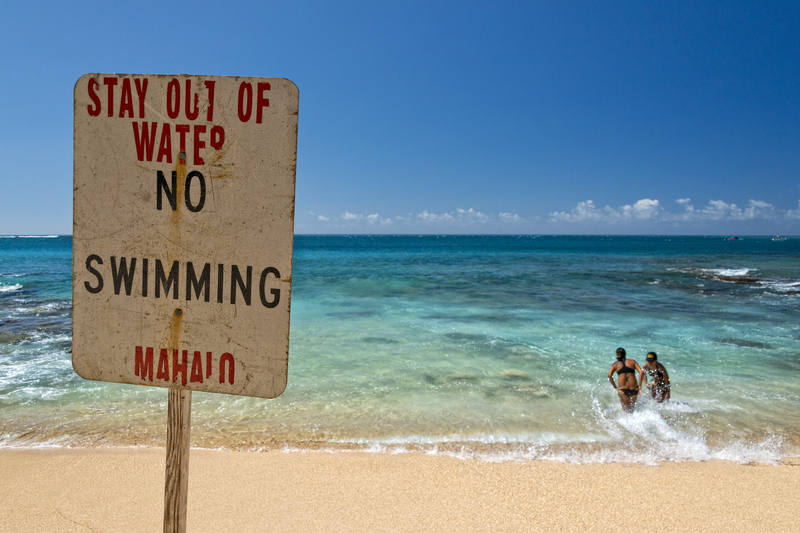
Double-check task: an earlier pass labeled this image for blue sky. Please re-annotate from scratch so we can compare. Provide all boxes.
[1,1,798,235]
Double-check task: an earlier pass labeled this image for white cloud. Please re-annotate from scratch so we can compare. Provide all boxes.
[549,200,606,222]
[456,208,489,222]
[365,213,393,224]
[550,198,791,224]
[786,200,800,220]
[676,198,695,214]
[418,210,454,222]
[499,212,524,223]
[619,199,661,220]
[336,212,393,224]
[309,198,800,232]
[415,208,491,225]
[697,199,777,221]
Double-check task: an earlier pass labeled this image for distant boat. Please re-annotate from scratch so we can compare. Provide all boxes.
[725,236,741,241]
[772,236,787,241]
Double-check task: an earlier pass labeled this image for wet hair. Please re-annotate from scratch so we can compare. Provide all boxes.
[616,347,626,358]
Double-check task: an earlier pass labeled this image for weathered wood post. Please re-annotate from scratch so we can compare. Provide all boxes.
[164,388,192,533]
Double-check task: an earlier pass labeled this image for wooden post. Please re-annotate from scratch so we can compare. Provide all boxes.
[164,388,192,533]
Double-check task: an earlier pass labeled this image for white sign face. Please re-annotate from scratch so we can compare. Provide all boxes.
[73,74,298,398]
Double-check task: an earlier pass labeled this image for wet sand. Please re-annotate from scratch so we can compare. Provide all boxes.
[1,448,798,532]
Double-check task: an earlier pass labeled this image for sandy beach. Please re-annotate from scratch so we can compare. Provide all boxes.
[1,448,798,532]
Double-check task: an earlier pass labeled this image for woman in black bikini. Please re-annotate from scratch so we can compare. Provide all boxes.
[607,347,644,413]
[641,351,670,402]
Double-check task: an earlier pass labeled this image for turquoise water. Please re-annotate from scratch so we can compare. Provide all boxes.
[1,235,799,463]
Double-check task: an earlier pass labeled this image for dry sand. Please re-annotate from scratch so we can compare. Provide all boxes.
[1,448,798,532]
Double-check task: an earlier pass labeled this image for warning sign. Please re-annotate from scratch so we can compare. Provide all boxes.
[72,74,298,398]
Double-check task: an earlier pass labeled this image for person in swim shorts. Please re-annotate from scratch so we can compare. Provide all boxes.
[608,347,644,413]
[641,351,670,402]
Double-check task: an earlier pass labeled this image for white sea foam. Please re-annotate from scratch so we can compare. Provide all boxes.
[669,267,756,279]
[0,283,22,293]
[704,267,754,277]
[276,434,788,465]
[755,279,800,293]
[12,302,70,314]
[331,431,604,447]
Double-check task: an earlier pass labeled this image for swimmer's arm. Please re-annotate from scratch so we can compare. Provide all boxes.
[608,366,618,390]
[661,364,670,384]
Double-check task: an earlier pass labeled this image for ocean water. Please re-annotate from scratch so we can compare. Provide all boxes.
[1,234,799,464]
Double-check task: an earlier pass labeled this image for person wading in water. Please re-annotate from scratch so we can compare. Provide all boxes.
[608,347,644,413]
[641,351,670,402]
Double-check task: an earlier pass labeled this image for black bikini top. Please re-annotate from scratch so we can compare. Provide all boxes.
[616,359,635,375]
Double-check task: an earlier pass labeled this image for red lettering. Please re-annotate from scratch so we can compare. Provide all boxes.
[193,125,206,165]
[210,126,225,150]
[87,78,101,117]
[132,122,157,161]
[103,77,118,117]
[238,82,252,122]
[119,79,134,118]
[135,346,154,381]
[206,352,212,378]
[156,123,172,163]
[185,79,199,120]
[173,349,188,386]
[204,81,215,121]
[167,79,181,119]
[156,349,170,381]
[176,124,190,153]
[134,78,148,119]
[190,351,204,383]
[256,82,270,124]
[219,353,235,384]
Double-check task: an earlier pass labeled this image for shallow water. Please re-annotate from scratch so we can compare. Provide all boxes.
[1,235,798,463]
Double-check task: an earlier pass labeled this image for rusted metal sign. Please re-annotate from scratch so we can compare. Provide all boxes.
[73,74,298,398]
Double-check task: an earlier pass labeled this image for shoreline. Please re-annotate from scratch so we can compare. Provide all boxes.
[2,447,798,532]
[2,435,796,466]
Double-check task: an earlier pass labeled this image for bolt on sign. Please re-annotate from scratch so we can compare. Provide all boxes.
[73,74,298,399]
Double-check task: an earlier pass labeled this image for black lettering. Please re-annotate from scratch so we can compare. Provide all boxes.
[259,267,281,308]
[230,265,252,305]
[84,255,104,294]
[155,259,179,299]
[184,170,206,212]
[157,170,177,211]
[110,256,137,296]
[186,262,210,302]
[217,264,224,303]
[141,258,149,297]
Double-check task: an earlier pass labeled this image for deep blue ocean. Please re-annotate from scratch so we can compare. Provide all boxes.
[1,234,798,463]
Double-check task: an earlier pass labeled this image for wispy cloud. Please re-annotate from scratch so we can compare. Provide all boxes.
[338,212,393,224]
[550,198,793,224]
[314,208,520,228]
[415,208,490,224]
[499,212,525,224]
[787,200,800,220]
[550,199,663,222]
[306,198,799,233]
